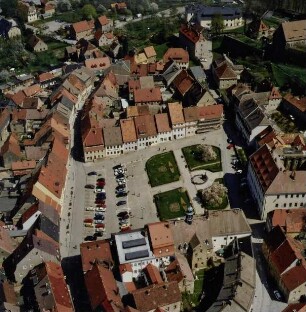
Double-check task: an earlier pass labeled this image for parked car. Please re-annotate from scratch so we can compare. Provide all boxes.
[95,223,105,229]
[116,189,126,194]
[94,219,104,224]
[96,203,106,208]
[227,138,233,144]
[95,199,106,204]
[88,171,97,176]
[94,215,105,220]
[84,235,96,241]
[84,218,93,223]
[115,173,125,179]
[95,212,104,216]
[117,211,129,218]
[116,184,126,190]
[120,224,131,230]
[84,223,94,228]
[96,181,105,187]
[97,178,105,182]
[116,178,126,183]
[236,169,243,174]
[117,181,126,186]
[94,232,103,237]
[85,184,95,189]
[85,206,95,211]
[95,188,105,193]
[115,171,124,177]
[227,144,234,149]
[117,200,127,206]
[119,219,130,226]
[95,207,106,212]
[117,192,127,198]
[96,194,106,200]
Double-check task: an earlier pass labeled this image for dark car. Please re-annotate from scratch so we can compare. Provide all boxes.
[97,178,105,182]
[117,200,127,206]
[94,215,105,220]
[94,232,103,237]
[85,184,95,189]
[116,173,125,179]
[116,184,126,190]
[95,199,106,204]
[96,193,106,199]
[117,211,129,218]
[84,235,96,241]
[116,192,127,198]
[227,138,233,144]
[88,171,97,176]
[113,165,123,170]
[96,182,105,187]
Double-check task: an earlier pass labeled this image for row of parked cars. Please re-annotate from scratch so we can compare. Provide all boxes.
[113,165,131,231]
[84,172,107,241]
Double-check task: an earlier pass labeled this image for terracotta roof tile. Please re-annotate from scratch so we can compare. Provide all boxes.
[198,104,223,120]
[168,102,184,125]
[283,94,306,113]
[144,46,156,58]
[280,264,306,292]
[215,63,237,79]
[163,48,189,64]
[98,15,110,26]
[38,72,55,83]
[155,113,171,133]
[80,240,113,272]
[72,20,94,33]
[134,88,162,104]
[183,106,199,122]
[120,118,137,143]
[147,222,175,257]
[85,57,111,70]
[172,70,194,96]
[144,263,163,284]
[281,20,306,43]
[134,115,157,138]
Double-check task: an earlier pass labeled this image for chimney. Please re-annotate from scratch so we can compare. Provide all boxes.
[290,170,296,181]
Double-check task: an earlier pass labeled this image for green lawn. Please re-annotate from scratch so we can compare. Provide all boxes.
[182,145,222,172]
[154,188,190,221]
[154,42,169,59]
[212,36,223,60]
[146,152,180,187]
[263,17,281,28]
[182,269,205,309]
[272,63,306,87]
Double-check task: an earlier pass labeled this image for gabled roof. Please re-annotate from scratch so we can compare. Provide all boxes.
[155,113,171,133]
[28,35,45,48]
[0,133,21,158]
[143,46,156,58]
[120,118,137,143]
[168,102,184,125]
[283,94,306,113]
[144,263,163,284]
[134,88,162,104]
[281,20,306,43]
[183,106,199,122]
[172,70,194,96]
[134,115,157,138]
[163,48,189,64]
[215,62,237,80]
[249,144,279,192]
[198,104,223,120]
[282,303,306,312]
[38,72,55,83]
[179,23,203,44]
[80,240,113,272]
[131,281,181,312]
[98,15,110,26]
[72,20,94,33]
[85,57,111,71]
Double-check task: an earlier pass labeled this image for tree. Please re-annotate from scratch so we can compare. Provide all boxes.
[81,4,97,19]
[1,0,18,17]
[197,145,217,162]
[211,14,225,35]
[57,0,72,12]
[150,2,159,12]
[200,182,227,207]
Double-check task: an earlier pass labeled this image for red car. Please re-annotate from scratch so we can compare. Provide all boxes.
[84,218,93,223]
[96,203,106,208]
[96,181,105,187]
[95,224,105,228]
[227,144,234,149]
[95,199,105,204]
[120,226,131,232]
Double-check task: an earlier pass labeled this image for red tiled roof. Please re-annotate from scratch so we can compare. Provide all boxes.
[172,70,194,96]
[11,160,36,172]
[168,102,184,125]
[134,114,157,138]
[163,48,189,64]
[128,79,141,93]
[215,63,237,80]
[0,133,21,159]
[83,127,104,147]
[134,88,162,104]
[282,303,306,312]
[198,104,223,120]
[145,264,163,284]
[147,222,175,258]
[98,15,110,26]
[38,72,55,83]
[179,23,203,44]
[120,118,137,143]
[283,94,306,113]
[183,106,199,122]
[269,86,282,100]
[45,262,74,311]
[155,113,171,133]
[80,240,113,272]
[281,264,306,292]
[72,20,94,33]
[249,144,279,192]
[85,57,111,70]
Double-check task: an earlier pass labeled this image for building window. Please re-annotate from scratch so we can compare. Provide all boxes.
[295,203,298,207]
[297,194,300,198]
[289,203,292,207]
[275,204,278,208]
[284,203,287,207]
[285,195,288,198]
[291,195,293,198]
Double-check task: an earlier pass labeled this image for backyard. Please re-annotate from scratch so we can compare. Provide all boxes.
[146,151,180,187]
[182,145,222,172]
[271,111,299,133]
[154,188,190,221]
[182,269,205,310]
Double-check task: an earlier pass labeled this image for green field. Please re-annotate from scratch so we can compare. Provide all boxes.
[154,188,190,221]
[182,145,222,172]
[146,152,180,187]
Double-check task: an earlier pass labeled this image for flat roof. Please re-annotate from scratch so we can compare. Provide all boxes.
[114,230,155,264]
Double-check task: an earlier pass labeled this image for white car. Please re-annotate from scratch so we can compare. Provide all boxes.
[95,207,106,212]
[274,290,281,301]
[117,181,126,186]
[114,170,124,176]
[94,219,104,224]
[95,189,105,193]
[116,178,126,183]
[95,211,104,216]
[86,207,95,211]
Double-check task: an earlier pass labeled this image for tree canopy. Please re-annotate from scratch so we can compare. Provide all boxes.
[81,4,97,19]
[211,14,224,35]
